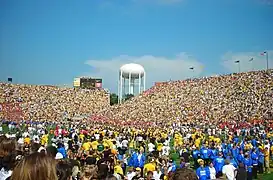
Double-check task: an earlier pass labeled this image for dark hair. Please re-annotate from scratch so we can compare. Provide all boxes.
[0,135,7,144]
[170,168,198,180]
[31,143,40,153]
[46,146,58,158]
[56,161,72,180]
[0,138,17,171]
[0,138,16,157]
[105,174,118,180]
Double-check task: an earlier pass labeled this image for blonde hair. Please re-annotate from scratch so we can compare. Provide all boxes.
[81,164,98,179]
[11,152,58,180]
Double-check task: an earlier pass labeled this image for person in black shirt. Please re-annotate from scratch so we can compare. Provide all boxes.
[236,163,247,180]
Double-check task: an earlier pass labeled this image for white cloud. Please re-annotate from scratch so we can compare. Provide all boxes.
[259,0,273,6]
[85,53,203,92]
[221,50,273,73]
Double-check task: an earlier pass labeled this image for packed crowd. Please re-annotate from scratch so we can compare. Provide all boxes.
[0,83,109,121]
[0,69,273,180]
[1,117,273,180]
[95,70,273,127]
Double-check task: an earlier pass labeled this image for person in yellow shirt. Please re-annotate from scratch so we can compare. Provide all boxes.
[24,136,31,145]
[82,141,91,151]
[144,159,156,176]
[41,134,48,146]
[157,142,163,152]
[91,140,99,150]
[195,138,201,148]
[264,147,270,173]
[114,161,124,175]
[79,133,85,142]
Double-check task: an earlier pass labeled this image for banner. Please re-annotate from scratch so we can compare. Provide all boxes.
[95,82,102,88]
[73,78,81,87]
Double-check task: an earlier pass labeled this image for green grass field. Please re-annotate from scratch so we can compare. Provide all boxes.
[258,172,273,180]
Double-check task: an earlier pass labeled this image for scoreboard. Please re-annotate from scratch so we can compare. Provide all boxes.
[73,77,102,89]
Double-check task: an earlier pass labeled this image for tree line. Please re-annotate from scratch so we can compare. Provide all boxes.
[110,93,134,105]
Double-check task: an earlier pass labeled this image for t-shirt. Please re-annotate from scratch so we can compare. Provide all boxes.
[0,168,12,180]
[97,144,104,152]
[148,143,155,152]
[144,163,156,173]
[94,134,100,140]
[114,165,124,175]
[157,143,163,151]
[153,171,162,180]
[162,146,170,156]
[82,142,91,151]
[122,140,128,148]
[222,164,236,180]
[126,172,136,180]
[91,141,99,150]
[24,137,31,145]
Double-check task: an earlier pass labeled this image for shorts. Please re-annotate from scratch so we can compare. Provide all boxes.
[265,160,269,168]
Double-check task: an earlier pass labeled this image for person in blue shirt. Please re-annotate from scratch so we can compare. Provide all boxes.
[233,137,239,144]
[251,139,257,148]
[222,144,229,158]
[229,156,238,169]
[258,148,264,174]
[244,153,253,180]
[237,150,245,163]
[57,142,67,158]
[192,147,201,168]
[213,152,225,178]
[251,148,258,179]
[231,145,239,163]
[168,159,177,173]
[201,145,210,165]
[129,148,146,173]
[210,146,217,161]
[196,159,210,180]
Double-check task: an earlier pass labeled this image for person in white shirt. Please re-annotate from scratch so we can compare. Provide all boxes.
[148,142,155,153]
[121,139,128,149]
[32,135,40,143]
[222,159,236,180]
[153,168,162,180]
[0,168,12,180]
[162,145,171,156]
[208,162,216,180]
[17,137,24,145]
[126,167,136,180]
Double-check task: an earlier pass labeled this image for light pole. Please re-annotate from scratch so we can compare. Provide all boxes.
[261,51,269,70]
[189,67,194,78]
[249,58,254,71]
[234,60,240,73]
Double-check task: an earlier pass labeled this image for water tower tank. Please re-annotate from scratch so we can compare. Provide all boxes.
[119,63,145,79]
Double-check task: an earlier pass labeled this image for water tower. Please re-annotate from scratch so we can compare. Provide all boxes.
[118,63,146,103]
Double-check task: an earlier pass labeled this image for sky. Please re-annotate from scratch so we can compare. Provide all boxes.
[0,0,273,92]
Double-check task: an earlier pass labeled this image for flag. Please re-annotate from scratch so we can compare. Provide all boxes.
[235,60,240,63]
[189,67,194,70]
[249,58,253,62]
[261,51,267,56]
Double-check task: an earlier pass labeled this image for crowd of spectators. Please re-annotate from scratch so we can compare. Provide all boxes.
[0,83,109,121]
[96,70,273,128]
[0,70,273,180]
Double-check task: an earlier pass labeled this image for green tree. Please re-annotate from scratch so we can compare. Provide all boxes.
[110,93,118,105]
[124,94,134,101]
